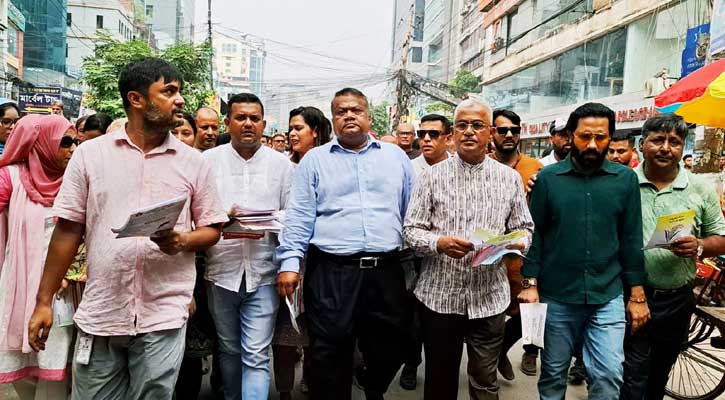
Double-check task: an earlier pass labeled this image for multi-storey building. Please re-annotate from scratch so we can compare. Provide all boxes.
[145,0,193,48]
[212,30,265,101]
[422,0,460,83]
[15,0,68,84]
[391,0,427,76]
[479,0,710,156]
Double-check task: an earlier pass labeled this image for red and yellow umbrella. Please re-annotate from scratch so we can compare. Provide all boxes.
[655,59,725,128]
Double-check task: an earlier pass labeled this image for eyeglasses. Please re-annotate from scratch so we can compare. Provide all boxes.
[453,121,489,133]
[59,136,80,148]
[1,118,18,127]
[574,133,609,144]
[495,126,521,136]
[416,130,445,139]
[397,131,414,137]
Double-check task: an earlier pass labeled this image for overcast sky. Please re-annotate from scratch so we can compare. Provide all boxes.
[194,0,396,109]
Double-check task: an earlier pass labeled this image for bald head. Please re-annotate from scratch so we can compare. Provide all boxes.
[380,135,397,144]
[194,107,221,151]
[395,123,416,150]
[454,99,493,125]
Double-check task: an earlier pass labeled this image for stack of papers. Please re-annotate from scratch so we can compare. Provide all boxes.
[112,195,188,238]
[470,229,527,266]
[223,205,283,239]
[643,209,695,250]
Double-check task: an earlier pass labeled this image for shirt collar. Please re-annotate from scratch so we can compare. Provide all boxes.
[110,124,179,155]
[635,161,689,190]
[329,134,380,154]
[554,154,620,176]
[453,152,488,171]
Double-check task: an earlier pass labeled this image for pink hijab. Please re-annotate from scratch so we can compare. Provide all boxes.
[0,114,72,207]
[0,114,73,353]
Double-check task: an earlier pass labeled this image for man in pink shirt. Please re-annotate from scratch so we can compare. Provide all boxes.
[27,58,228,399]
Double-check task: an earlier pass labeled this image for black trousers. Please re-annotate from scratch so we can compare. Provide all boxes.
[304,246,411,400]
[620,286,695,400]
[420,303,505,400]
[501,314,539,356]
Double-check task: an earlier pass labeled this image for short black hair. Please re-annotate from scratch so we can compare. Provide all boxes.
[118,57,182,111]
[181,112,197,135]
[227,93,264,118]
[272,133,286,140]
[611,131,634,147]
[420,113,451,134]
[289,106,332,146]
[641,113,688,140]
[0,102,19,119]
[332,88,369,112]
[75,115,89,131]
[565,102,616,136]
[83,113,113,135]
[492,109,521,126]
[683,154,692,160]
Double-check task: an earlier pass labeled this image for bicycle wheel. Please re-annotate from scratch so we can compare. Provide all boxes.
[666,315,725,400]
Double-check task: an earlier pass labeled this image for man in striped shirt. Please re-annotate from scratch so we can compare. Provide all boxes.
[403,98,534,400]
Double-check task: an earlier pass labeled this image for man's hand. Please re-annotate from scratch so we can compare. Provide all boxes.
[150,230,189,255]
[277,272,300,301]
[526,174,537,193]
[437,236,475,259]
[669,235,698,258]
[28,303,54,352]
[56,279,69,297]
[626,301,650,334]
[518,287,539,303]
[188,296,197,317]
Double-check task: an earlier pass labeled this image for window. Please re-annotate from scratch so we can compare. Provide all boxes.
[146,5,154,19]
[410,47,423,63]
[67,13,72,27]
[7,27,17,57]
[96,15,104,29]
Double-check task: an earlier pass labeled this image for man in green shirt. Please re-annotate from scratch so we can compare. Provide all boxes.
[620,114,725,400]
[520,103,650,400]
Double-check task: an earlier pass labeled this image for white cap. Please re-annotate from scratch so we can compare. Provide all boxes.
[549,117,567,134]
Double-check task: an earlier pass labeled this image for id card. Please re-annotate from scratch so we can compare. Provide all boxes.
[75,331,94,365]
[52,293,75,327]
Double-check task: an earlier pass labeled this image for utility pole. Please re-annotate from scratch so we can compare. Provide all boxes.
[392,4,415,131]
[208,0,214,91]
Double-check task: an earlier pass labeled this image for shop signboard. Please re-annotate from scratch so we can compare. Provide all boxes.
[18,87,61,114]
[681,24,710,78]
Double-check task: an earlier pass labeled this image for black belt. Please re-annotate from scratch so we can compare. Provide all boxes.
[645,285,691,299]
[310,245,401,269]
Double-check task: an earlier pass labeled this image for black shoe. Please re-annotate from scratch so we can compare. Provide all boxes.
[568,357,587,385]
[399,365,417,390]
[498,354,515,381]
[520,352,538,376]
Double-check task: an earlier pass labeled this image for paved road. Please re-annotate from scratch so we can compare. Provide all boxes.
[2,343,723,399]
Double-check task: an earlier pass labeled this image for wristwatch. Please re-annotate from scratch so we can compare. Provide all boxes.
[696,239,704,258]
[522,277,537,289]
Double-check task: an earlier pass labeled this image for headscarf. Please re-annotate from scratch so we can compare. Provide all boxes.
[0,114,74,207]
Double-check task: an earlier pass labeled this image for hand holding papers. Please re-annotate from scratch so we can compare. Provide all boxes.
[286,289,301,334]
[643,209,695,250]
[223,205,284,239]
[112,195,187,238]
[470,229,527,266]
[520,303,547,348]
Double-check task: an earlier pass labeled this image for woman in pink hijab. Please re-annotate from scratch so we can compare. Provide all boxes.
[0,114,76,399]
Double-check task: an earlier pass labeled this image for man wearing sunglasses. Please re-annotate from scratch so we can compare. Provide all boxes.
[410,114,451,178]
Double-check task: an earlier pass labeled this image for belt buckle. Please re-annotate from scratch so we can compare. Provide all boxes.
[359,257,379,269]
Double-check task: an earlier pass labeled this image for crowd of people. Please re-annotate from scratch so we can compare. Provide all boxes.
[0,55,721,400]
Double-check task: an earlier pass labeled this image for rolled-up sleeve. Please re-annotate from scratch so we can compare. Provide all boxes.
[403,169,440,257]
[53,148,89,223]
[620,172,645,286]
[191,159,228,228]
[276,156,318,273]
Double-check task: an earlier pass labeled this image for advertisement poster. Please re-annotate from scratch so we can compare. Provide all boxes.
[681,24,710,78]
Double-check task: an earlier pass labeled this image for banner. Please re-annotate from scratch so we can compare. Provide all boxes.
[681,24,710,78]
[711,0,725,56]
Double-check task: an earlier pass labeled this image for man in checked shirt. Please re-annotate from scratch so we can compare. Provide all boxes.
[403,98,534,400]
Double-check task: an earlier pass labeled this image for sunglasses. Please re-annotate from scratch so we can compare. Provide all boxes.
[60,136,80,148]
[416,130,446,139]
[495,126,522,136]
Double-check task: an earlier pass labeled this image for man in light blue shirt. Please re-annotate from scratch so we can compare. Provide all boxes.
[276,88,414,400]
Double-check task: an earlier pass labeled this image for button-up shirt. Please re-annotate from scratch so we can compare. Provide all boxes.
[637,163,725,289]
[404,154,534,319]
[53,127,228,336]
[276,136,414,273]
[411,153,449,178]
[203,144,293,293]
[539,152,561,167]
[522,156,645,305]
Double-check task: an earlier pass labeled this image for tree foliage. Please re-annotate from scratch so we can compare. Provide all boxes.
[425,102,454,116]
[450,69,481,97]
[370,102,391,136]
[82,32,213,119]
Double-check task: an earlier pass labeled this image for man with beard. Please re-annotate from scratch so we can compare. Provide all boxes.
[620,114,725,400]
[539,118,572,166]
[276,88,414,400]
[519,102,649,400]
[204,93,294,400]
[27,57,228,399]
[194,107,220,151]
[396,123,421,159]
[607,131,635,167]
[488,109,542,380]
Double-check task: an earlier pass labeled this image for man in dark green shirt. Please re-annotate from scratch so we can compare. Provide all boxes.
[520,103,649,400]
[620,114,725,400]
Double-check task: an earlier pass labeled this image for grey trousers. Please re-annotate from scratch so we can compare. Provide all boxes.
[71,326,186,400]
